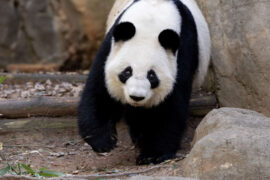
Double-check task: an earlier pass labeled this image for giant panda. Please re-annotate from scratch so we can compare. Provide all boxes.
[78,0,211,165]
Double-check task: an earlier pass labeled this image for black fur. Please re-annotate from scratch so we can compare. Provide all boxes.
[119,66,133,84]
[78,0,199,165]
[113,22,136,42]
[147,69,160,89]
[159,29,180,54]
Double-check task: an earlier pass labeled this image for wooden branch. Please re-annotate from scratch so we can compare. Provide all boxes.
[67,165,171,179]
[3,145,55,149]
[0,97,78,119]
[1,165,170,180]
[0,95,216,119]
[0,117,77,132]
[1,165,172,180]
[0,175,37,180]
[190,94,217,116]
[0,73,87,84]
[5,64,60,73]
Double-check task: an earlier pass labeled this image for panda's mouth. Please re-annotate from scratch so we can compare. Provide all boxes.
[127,98,145,107]
[129,95,145,102]
[126,95,148,107]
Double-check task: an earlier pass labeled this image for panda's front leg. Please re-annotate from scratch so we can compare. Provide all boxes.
[126,100,188,165]
[78,76,123,153]
[135,120,186,165]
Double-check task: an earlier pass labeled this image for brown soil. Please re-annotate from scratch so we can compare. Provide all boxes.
[0,118,201,178]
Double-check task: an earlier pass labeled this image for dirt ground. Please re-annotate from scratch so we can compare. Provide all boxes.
[0,117,201,178]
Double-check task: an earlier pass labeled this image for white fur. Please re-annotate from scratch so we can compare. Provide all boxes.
[105,0,181,107]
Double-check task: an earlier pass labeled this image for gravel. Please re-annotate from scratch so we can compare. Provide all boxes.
[0,80,84,99]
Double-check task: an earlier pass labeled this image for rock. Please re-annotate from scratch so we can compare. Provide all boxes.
[50,152,65,158]
[182,108,270,180]
[34,83,46,91]
[0,0,114,70]
[196,0,270,116]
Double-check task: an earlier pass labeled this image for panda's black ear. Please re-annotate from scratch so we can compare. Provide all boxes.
[113,22,136,42]
[159,29,180,54]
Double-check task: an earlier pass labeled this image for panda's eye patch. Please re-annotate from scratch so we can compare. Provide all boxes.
[158,29,180,54]
[147,70,159,89]
[113,22,136,42]
[119,66,133,84]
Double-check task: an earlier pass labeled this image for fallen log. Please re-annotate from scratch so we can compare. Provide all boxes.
[0,97,78,119]
[190,93,218,116]
[0,95,217,119]
[5,63,60,73]
[0,117,77,133]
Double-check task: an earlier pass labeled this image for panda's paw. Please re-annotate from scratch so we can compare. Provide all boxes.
[136,153,176,165]
[86,133,117,153]
[136,154,154,165]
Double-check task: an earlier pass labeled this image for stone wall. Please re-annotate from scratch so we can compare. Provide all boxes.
[196,0,270,116]
[0,0,114,70]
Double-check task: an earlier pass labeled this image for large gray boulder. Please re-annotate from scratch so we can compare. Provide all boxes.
[0,0,114,69]
[182,108,270,180]
[196,0,270,116]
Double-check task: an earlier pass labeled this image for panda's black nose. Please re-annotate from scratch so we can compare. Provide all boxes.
[130,95,145,102]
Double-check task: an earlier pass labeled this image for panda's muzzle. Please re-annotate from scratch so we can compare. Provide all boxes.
[129,95,145,102]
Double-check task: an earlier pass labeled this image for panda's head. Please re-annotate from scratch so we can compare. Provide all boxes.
[105,1,181,108]
[105,22,180,107]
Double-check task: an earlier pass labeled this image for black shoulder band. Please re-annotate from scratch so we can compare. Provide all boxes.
[171,0,199,84]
